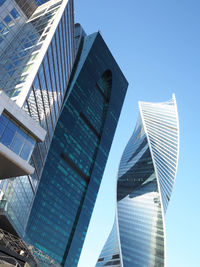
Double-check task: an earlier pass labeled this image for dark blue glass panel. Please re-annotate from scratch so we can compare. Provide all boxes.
[4,15,12,25]
[0,127,15,147]
[25,135,35,146]
[0,123,5,138]
[7,119,18,132]
[0,0,6,7]
[0,114,9,126]
[0,22,5,32]
[10,8,20,19]
[20,142,32,161]
[10,132,25,155]
[17,128,27,139]
[5,63,13,71]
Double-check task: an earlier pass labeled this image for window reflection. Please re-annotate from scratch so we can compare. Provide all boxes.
[0,113,36,161]
[10,8,20,20]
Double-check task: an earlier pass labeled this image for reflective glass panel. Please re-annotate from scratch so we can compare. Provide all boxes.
[0,0,6,6]
[0,113,35,161]
[0,127,15,147]
[0,36,3,44]
[0,114,9,126]
[10,8,20,19]
[10,132,24,154]
[4,15,14,27]
[0,123,5,138]
[0,22,5,32]
[20,142,33,161]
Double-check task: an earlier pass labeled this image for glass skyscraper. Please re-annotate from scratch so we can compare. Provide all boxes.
[96,95,179,267]
[0,0,75,237]
[25,24,128,267]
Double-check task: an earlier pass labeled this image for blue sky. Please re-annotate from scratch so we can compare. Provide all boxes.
[75,1,200,266]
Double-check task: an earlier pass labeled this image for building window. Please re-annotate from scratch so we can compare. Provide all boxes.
[0,0,6,7]
[47,1,62,12]
[10,8,20,20]
[0,113,36,161]
[0,22,5,32]
[0,36,3,44]
[0,21,9,35]
[4,15,14,27]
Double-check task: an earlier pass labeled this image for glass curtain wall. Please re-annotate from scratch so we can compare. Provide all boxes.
[0,0,75,236]
[96,95,179,267]
[25,32,128,266]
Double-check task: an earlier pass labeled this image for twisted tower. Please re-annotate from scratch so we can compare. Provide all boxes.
[96,94,179,267]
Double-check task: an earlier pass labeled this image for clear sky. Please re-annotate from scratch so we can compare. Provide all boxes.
[75,1,200,267]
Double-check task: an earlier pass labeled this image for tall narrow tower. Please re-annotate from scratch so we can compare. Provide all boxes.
[25,25,128,267]
[96,95,179,267]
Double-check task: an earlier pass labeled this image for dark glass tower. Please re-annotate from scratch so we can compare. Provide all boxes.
[25,26,128,266]
[96,95,179,267]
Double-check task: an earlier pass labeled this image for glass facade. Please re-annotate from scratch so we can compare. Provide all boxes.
[0,113,35,161]
[0,0,75,237]
[96,95,179,267]
[25,30,128,266]
[0,0,73,102]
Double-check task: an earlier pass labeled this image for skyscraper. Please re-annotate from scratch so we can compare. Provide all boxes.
[96,95,179,267]
[0,1,128,265]
[0,0,75,237]
[25,24,128,267]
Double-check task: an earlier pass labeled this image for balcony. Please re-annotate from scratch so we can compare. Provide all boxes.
[0,91,46,179]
